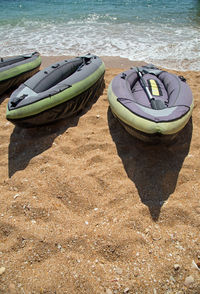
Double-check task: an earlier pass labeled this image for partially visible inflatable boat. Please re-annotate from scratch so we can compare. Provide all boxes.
[0,52,41,96]
[6,54,105,128]
[108,65,193,142]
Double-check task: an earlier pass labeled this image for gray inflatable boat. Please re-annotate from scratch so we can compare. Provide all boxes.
[108,65,193,142]
[0,52,41,96]
[6,54,105,127]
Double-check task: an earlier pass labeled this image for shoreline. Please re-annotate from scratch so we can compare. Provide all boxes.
[41,55,147,70]
[41,55,200,72]
[3,54,199,71]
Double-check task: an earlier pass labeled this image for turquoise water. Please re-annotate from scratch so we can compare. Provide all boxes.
[1,0,200,70]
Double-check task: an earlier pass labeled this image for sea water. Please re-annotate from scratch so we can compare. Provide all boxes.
[0,0,200,70]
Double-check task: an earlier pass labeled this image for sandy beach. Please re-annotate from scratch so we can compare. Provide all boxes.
[0,56,200,293]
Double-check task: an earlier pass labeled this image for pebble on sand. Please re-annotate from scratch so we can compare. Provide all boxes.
[0,267,5,275]
[174,264,180,271]
[184,275,194,286]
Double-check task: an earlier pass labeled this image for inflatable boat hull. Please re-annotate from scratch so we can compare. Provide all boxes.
[6,54,105,127]
[0,52,41,96]
[108,65,193,143]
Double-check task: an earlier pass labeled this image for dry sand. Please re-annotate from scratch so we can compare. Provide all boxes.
[0,56,199,294]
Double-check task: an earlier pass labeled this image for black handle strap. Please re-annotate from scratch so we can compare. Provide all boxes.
[11,94,28,107]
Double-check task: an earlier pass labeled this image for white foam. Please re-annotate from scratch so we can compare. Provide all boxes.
[1,20,200,70]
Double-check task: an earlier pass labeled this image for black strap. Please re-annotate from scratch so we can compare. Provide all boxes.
[81,53,93,65]
[121,73,127,79]
[51,63,60,69]
[179,75,186,82]
[11,94,28,107]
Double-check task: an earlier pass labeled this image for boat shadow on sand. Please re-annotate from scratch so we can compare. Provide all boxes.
[0,89,14,105]
[8,80,105,178]
[107,107,193,221]
[0,94,7,105]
